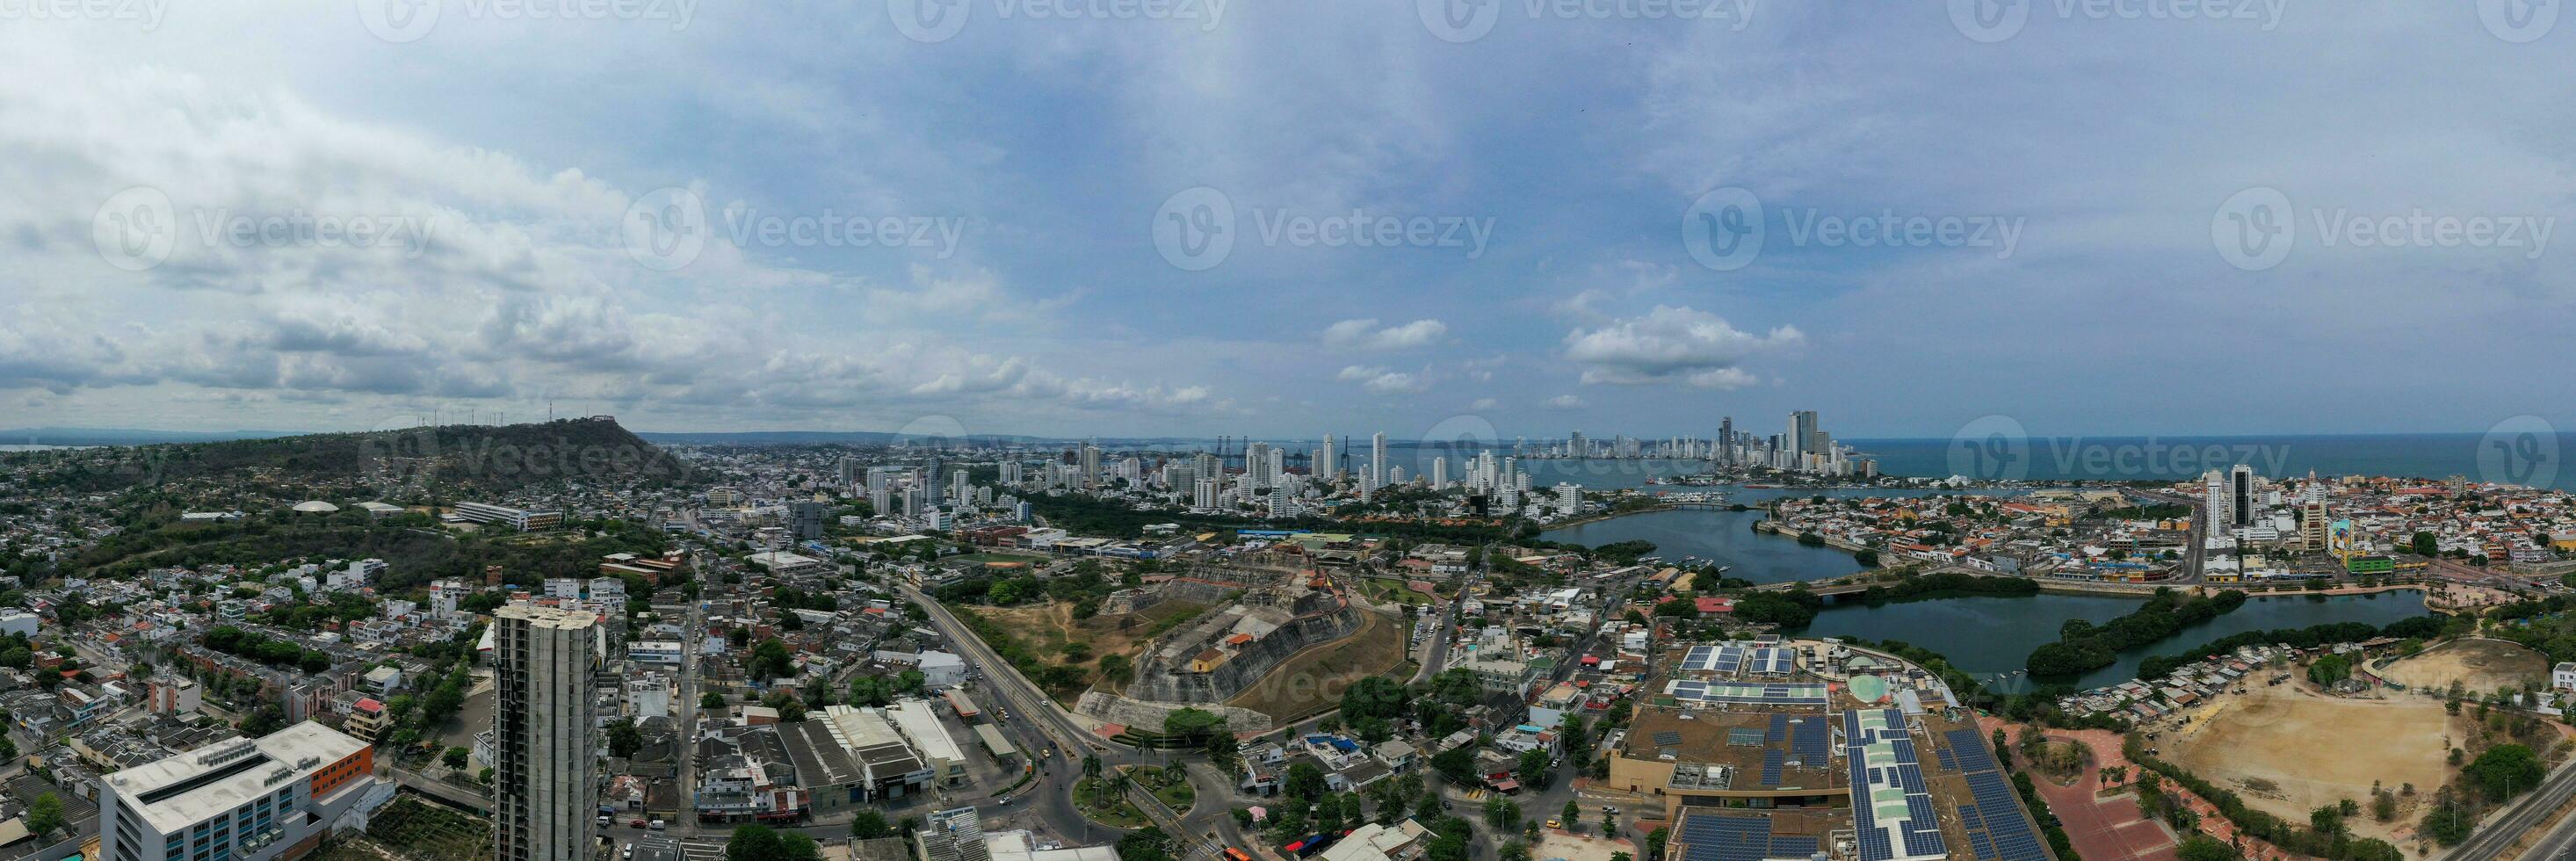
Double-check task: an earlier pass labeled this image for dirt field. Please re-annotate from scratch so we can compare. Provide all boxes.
[2166,684,2456,842]
[2377,638,2548,694]
[967,599,1212,703]
[1223,606,1409,721]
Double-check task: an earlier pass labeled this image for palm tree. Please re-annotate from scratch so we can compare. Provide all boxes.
[1084,754,1103,781]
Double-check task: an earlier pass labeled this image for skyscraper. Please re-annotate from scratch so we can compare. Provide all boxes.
[1079,444,1101,489]
[788,500,826,542]
[494,605,597,861]
[1321,434,1339,480]
[1786,411,1818,461]
[2229,465,2255,529]
[1371,432,1387,488]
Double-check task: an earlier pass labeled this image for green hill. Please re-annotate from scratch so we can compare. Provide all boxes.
[3,416,695,497]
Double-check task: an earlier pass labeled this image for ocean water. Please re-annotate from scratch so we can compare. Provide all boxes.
[1847,432,2574,489]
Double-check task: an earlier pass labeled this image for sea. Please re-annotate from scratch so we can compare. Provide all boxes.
[1845,431,2573,489]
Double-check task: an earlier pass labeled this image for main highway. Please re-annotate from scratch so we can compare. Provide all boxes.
[2459,754,2576,860]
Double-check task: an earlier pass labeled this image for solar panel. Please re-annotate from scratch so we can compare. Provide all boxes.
[1900,828,1947,857]
[1767,713,1788,743]
[1944,728,2001,773]
[1759,749,1783,785]
[1654,730,1684,747]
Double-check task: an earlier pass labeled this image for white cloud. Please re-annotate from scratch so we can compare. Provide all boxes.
[1322,318,1449,351]
[1543,394,1588,410]
[1562,307,1803,387]
[1336,365,1432,395]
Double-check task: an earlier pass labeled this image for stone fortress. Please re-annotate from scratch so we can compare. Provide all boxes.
[1075,559,1371,734]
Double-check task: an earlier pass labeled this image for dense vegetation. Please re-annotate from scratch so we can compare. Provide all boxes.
[2024,588,2250,676]
[1852,571,2043,604]
[2132,614,2452,681]
[1,417,691,496]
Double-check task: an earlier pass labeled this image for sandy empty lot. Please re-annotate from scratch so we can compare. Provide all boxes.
[2377,638,2547,694]
[1224,605,1407,721]
[2167,684,2454,833]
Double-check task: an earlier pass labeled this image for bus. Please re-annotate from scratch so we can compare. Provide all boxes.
[1224,849,1255,861]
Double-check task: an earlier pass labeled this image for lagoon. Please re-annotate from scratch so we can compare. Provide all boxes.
[1800,590,2433,691]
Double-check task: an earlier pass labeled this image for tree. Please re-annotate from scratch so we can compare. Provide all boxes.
[1432,745,1479,785]
[2466,743,2546,802]
[1562,801,1581,831]
[1484,796,1520,828]
[1516,749,1552,789]
[442,747,470,771]
[701,691,726,710]
[1118,827,1179,861]
[2174,834,2240,861]
[609,719,644,759]
[25,792,62,842]
[1285,762,1328,802]
[850,809,895,839]
[2307,654,2353,687]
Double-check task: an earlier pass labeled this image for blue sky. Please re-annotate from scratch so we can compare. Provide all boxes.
[4,1,2572,443]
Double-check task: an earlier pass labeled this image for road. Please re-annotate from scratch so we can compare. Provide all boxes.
[898,582,1110,763]
[675,555,707,828]
[2454,755,2576,860]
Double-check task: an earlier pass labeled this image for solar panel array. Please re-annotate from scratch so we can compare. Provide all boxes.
[1750,647,1796,675]
[1843,709,1947,861]
[1673,812,1823,861]
[1941,732,2048,861]
[1655,730,1686,748]
[1759,749,1784,785]
[1663,680,1829,705]
[1680,644,1750,674]
[1942,728,2001,773]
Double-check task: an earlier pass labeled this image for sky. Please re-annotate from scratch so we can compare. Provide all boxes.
[4,0,2574,445]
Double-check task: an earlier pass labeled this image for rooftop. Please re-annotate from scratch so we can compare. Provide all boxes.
[102,720,367,835]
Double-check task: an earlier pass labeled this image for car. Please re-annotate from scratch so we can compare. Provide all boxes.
[622,845,633,860]
[630,820,648,828]
[1545,820,1560,829]
[1602,806,1617,814]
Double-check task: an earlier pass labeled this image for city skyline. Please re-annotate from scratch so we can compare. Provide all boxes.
[5,4,2573,438]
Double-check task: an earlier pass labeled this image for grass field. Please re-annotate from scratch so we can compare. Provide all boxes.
[1223,606,1409,721]
[1075,776,1155,828]
[1357,578,1434,606]
[966,599,1214,705]
[2167,684,2457,843]
[2378,638,2547,694]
